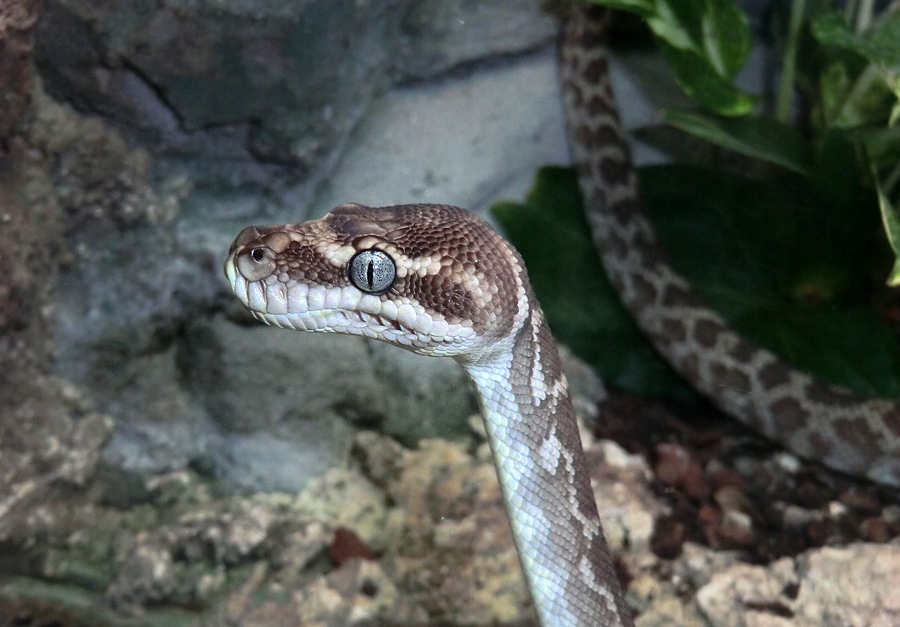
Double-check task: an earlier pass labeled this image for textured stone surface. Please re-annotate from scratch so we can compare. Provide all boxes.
[0,429,538,625]
[0,375,113,541]
[1,2,566,622]
[33,0,556,180]
[307,47,569,218]
[21,0,567,495]
[696,544,900,627]
[0,8,115,546]
[6,405,897,626]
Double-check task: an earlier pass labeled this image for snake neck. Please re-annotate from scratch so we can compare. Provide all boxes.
[463,296,633,627]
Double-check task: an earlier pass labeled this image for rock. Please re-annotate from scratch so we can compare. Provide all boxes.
[306,44,568,218]
[23,0,566,495]
[0,82,115,545]
[367,339,476,445]
[696,544,900,627]
[584,437,662,557]
[33,0,556,179]
[0,376,113,541]
[182,315,381,432]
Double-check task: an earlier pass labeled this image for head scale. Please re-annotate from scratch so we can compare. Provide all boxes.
[224,203,530,362]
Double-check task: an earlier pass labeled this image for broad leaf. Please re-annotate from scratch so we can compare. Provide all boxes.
[661,109,810,173]
[588,0,756,115]
[875,168,900,286]
[813,10,900,69]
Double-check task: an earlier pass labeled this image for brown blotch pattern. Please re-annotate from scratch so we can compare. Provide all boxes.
[804,379,865,408]
[758,361,792,391]
[727,337,759,364]
[710,363,752,396]
[581,56,609,84]
[281,241,346,286]
[770,397,808,435]
[884,407,900,438]
[803,430,836,461]
[506,298,624,626]
[563,3,900,490]
[693,318,721,350]
[231,203,524,338]
[678,354,701,388]
[629,274,656,312]
[660,318,688,344]
[404,273,475,327]
[325,203,521,337]
[659,282,693,309]
[600,155,630,187]
[833,416,877,452]
[608,197,641,227]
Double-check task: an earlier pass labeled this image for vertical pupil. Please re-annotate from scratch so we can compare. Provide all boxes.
[367,261,375,287]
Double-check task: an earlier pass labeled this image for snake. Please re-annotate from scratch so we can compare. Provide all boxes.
[224,4,900,626]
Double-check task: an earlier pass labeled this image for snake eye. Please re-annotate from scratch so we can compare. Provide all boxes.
[349,249,395,295]
[236,246,277,281]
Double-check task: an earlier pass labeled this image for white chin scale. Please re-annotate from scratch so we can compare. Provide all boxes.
[227,268,479,356]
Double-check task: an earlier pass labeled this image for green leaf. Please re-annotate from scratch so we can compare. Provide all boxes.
[809,130,868,215]
[588,0,756,115]
[587,0,654,16]
[640,166,792,310]
[661,109,810,173]
[657,41,757,115]
[534,1,900,402]
[812,11,900,128]
[887,258,900,286]
[491,167,686,396]
[866,12,900,67]
[812,10,900,69]
[698,0,752,79]
[875,167,900,286]
[818,61,854,126]
[646,1,704,51]
[860,124,900,167]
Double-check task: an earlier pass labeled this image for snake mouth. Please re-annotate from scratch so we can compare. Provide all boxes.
[226,250,475,352]
[250,307,403,338]
[226,258,420,344]
[250,307,448,352]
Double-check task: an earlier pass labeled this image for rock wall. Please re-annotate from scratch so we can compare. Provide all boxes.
[14,0,561,496]
[0,1,564,623]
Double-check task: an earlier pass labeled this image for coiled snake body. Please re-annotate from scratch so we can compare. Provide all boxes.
[225,5,899,626]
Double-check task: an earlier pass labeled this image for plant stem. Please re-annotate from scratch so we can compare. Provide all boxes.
[855,0,874,32]
[776,0,806,124]
[845,0,856,24]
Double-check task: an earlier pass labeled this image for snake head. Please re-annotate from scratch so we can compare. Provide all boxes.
[224,203,529,361]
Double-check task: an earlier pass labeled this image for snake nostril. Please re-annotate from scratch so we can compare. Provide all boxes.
[236,246,277,282]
